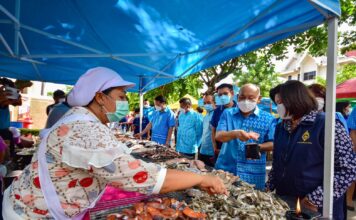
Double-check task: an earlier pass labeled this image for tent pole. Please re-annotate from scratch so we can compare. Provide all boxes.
[14,0,20,56]
[139,77,144,135]
[322,16,338,219]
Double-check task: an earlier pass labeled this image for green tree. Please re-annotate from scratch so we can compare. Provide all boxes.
[336,63,356,84]
[316,63,356,86]
[233,54,280,97]
[127,73,203,110]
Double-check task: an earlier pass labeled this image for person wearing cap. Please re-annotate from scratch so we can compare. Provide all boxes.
[3,67,227,219]
[46,89,66,115]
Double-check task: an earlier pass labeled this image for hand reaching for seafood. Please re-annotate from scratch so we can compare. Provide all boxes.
[199,175,228,195]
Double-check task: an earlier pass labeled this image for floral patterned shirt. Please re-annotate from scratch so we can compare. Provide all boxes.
[7,107,166,219]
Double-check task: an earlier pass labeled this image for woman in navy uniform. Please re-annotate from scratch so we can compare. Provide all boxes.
[267,80,356,220]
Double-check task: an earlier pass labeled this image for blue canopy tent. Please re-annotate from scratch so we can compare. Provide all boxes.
[0,0,341,218]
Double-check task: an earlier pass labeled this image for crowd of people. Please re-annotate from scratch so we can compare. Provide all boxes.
[0,67,355,219]
[134,81,356,219]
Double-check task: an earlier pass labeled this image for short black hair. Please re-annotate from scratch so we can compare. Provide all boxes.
[179,97,192,106]
[134,108,140,113]
[280,80,317,119]
[269,84,282,104]
[0,77,15,87]
[154,95,166,104]
[196,107,204,113]
[144,99,148,102]
[53,90,65,98]
[216,83,233,92]
[336,101,350,116]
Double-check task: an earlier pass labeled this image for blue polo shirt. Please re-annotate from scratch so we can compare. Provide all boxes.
[200,111,215,156]
[0,106,10,129]
[150,107,176,145]
[176,110,203,154]
[215,107,275,190]
[143,106,155,121]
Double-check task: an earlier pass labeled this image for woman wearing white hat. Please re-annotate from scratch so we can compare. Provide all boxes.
[3,67,227,219]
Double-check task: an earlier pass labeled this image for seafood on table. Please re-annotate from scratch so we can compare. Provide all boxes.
[133,147,184,162]
[106,197,207,220]
[164,159,208,172]
[189,180,289,220]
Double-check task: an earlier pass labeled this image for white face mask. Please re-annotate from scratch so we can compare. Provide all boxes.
[144,104,150,108]
[238,100,257,113]
[155,105,162,111]
[316,97,324,111]
[277,104,292,119]
[179,108,186,114]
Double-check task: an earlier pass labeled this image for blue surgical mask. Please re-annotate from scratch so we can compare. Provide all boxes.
[204,104,214,112]
[219,95,231,105]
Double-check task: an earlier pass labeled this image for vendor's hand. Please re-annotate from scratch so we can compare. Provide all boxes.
[301,197,318,212]
[199,175,228,195]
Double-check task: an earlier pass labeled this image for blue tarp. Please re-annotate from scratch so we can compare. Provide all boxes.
[0,0,340,92]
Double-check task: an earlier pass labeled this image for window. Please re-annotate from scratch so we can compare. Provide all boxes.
[303,71,316,81]
[288,75,292,80]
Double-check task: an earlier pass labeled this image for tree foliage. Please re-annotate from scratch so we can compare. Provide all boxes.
[233,53,280,97]
[127,73,203,110]
[317,63,356,86]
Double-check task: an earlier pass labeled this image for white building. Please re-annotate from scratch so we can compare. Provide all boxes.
[278,51,356,84]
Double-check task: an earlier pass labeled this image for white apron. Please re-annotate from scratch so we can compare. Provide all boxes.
[3,113,105,220]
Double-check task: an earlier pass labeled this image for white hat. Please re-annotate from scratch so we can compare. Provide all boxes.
[67,67,135,107]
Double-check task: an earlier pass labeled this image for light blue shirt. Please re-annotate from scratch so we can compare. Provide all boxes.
[347,108,356,130]
[336,112,349,134]
[143,106,155,121]
[200,111,215,156]
[215,107,275,190]
[150,107,176,145]
[176,110,203,154]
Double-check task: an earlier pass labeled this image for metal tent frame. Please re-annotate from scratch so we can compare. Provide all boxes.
[0,1,340,218]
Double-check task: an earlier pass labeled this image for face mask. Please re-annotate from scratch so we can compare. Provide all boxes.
[238,100,257,113]
[214,95,222,105]
[315,97,324,111]
[144,105,150,108]
[204,104,214,112]
[219,95,231,105]
[155,105,162,111]
[179,108,186,114]
[105,100,129,123]
[135,114,140,118]
[277,104,292,119]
